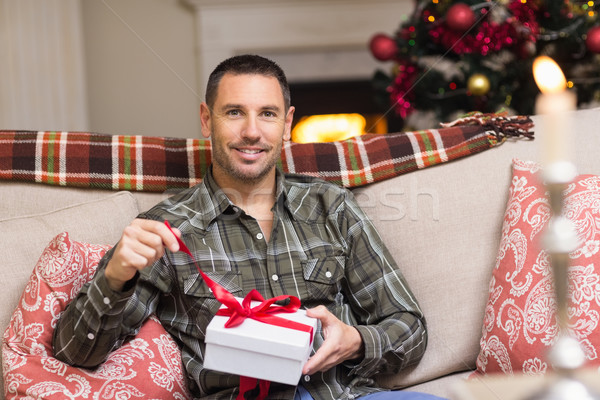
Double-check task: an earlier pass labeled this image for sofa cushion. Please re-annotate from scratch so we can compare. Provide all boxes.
[475,159,600,375]
[351,143,531,388]
[0,191,140,399]
[2,232,191,399]
[0,182,137,220]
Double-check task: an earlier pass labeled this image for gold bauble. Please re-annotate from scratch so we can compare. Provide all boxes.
[467,73,491,96]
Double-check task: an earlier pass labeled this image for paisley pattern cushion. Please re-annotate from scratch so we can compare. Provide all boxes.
[2,232,191,399]
[475,159,600,375]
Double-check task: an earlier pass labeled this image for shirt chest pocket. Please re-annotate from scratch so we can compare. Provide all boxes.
[178,270,244,324]
[301,256,346,303]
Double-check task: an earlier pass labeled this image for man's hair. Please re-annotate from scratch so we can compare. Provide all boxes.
[205,54,291,111]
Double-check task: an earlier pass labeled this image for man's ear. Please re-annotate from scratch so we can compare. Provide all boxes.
[200,102,212,139]
[283,106,295,142]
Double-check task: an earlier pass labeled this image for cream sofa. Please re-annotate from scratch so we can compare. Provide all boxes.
[2,107,599,399]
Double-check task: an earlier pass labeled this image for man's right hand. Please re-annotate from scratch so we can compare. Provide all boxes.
[104,219,181,291]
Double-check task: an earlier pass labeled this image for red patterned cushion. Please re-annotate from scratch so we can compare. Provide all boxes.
[2,232,191,399]
[475,159,600,375]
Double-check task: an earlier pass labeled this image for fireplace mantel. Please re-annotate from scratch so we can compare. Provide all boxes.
[182,0,411,97]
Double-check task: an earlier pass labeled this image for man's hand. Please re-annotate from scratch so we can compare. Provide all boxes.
[302,305,364,375]
[104,219,181,291]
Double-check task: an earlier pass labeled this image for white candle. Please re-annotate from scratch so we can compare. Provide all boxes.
[533,56,576,166]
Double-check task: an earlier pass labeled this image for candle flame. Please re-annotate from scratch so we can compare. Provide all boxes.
[533,56,567,94]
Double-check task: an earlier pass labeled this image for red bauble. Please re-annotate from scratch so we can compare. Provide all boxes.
[586,26,600,54]
[369,33,397,61]
[446,3,476,32]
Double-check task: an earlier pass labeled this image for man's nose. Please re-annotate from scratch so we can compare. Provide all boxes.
[241,115,261,140]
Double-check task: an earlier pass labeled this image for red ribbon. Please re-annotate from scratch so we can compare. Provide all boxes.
[165,221,314,400]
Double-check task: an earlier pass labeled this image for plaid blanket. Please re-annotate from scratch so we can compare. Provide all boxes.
[0,113,533,192]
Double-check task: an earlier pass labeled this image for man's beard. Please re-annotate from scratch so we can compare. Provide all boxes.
[211,139,282,184]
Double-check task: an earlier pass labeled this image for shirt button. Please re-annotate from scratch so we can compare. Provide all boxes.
[256,232,264,240]
[232,206,239,213]
[87,333,95,340]
[272,274,279,281]
[103,297,110,305]
[304,375,310,382]
[325,271,332,278]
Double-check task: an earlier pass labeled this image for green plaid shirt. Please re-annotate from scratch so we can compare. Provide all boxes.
[53,168,427,400]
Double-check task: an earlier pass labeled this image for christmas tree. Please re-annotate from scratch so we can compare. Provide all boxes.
[370,0,600,129]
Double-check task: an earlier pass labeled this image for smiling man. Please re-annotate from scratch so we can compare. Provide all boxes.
[200,70,294,242]
[53,55,442,400]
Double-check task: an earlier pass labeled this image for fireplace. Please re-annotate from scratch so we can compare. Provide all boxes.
[182,0,412,140]
[290,79,385,128]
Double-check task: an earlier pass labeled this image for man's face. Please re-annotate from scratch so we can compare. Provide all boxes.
[200,73,294,188]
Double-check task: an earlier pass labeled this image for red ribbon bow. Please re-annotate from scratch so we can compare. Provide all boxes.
[165,221,314,400]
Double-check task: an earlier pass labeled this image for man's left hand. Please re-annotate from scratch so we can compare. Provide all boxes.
[302,305,364,375]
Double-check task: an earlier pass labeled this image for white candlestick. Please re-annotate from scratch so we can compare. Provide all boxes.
[535,90,576,166]
[533,56,576,166]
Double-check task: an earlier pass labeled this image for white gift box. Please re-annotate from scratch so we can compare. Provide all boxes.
[204,299,318,385]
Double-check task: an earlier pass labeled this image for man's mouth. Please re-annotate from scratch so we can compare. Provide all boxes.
[238,148,263,154]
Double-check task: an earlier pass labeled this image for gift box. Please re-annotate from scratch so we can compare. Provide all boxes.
[204,299,318,386]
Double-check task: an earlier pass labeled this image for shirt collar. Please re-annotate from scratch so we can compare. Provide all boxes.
[198,166,294,229]
[274,168,296,221]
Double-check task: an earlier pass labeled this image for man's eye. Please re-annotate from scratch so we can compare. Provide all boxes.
[263,111,276,118]
[227,109,241,116]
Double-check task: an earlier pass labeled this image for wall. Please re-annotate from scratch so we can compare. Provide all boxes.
[0,0,411,138]
[82,0,199,138]
[0,0,88,132]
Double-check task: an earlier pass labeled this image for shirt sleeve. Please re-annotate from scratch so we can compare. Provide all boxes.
[340,190,428,377]
[52,246,164,368]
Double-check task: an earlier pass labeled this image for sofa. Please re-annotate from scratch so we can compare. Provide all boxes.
[1,107,599,399]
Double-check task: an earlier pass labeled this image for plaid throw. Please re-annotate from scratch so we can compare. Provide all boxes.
[0,113,533,192]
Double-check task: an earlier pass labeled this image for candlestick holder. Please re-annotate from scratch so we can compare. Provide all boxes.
[525,161,600,400]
